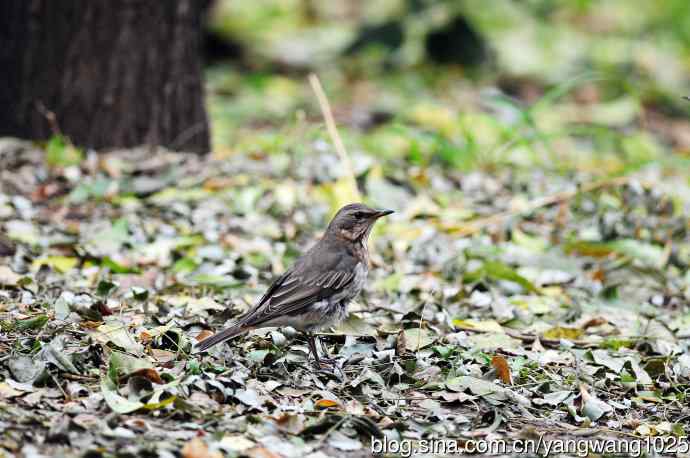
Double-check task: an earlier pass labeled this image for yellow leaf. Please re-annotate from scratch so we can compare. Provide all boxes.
[453,319,505,333]
[542,326,583,340]
[33,256,79,273]
[410,103,459,137]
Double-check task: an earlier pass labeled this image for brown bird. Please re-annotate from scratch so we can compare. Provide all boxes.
[195,203,393,366]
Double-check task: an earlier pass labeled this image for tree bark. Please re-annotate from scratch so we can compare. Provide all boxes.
[0,0,210,154]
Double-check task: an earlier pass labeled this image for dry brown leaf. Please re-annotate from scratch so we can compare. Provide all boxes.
[150,349,176,363]
[491,355,513,385]
[246,447,282,458]
[129,368,164,384]
[181,437,222,458]
[196,330,215,342]
[582,317,608,329]
[591,268,606,282]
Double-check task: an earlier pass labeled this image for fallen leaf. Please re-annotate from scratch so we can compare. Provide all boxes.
[196,330,215,342]
[402,328,436,351]
[0,383,23,399]
[542,326,583,340]
[32,256,79,273]
[453,319,505,333]
[315,399,340,409]
[0,266,21,286]
[335,313,377,336]
[491,355,513,385]
[181,438,222,458]
[129,368,164,384]
[93,320,144,354]
[219,436,255,453]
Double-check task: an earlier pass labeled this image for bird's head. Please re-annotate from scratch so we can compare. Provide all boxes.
[326,203,393,242]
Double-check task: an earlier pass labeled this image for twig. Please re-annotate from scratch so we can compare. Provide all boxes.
[444,175,633,236]
[308,73,361,200]
[35,102,62,137]
[454,325,601,349]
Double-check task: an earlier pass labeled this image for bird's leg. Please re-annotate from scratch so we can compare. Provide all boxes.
[317,336,339,364]
[314,335,339,366]
[306,333,322,367]
[306,333,338,370]
[318,336,330,359]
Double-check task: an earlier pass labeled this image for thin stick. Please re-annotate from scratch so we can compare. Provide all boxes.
[308,73,360,200]
[444,175,633,236]
[453,324,600,349]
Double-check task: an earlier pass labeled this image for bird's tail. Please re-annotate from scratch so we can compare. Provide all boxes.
[194,323,251,352]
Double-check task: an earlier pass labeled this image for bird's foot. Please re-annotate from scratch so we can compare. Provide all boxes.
[312,357,338,370]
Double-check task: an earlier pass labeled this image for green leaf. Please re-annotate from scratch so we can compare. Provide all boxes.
[101,374,144,414]
[483,261,537,292]
[96,280,118,298]
[186,274,240,289]
[172,257,198,273]
[109,351,153,378]
[564,241,616,257]
[101,353,177,414]
[433,345,454,359]
[130,287,149,302]
[247,350,270,363]
[46,134,83,167]
[101,257,140,274]
[465,261,537,292]
[15,315,48,331]
[608,239,665,268]
[565,239,665,268]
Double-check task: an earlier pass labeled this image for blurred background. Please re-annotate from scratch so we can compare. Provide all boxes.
[205,0,690,178]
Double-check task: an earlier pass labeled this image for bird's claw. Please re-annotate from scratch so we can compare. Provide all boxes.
[311,358,337,371]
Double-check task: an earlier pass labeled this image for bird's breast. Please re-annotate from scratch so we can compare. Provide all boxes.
[334,262,368,302]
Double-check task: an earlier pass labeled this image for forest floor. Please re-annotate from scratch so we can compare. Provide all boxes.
[1,80,690,458]
[6,1,690,456]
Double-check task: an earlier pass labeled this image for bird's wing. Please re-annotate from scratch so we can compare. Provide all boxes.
[239,241,360,327]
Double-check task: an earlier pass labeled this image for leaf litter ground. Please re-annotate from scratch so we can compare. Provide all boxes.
[1,134,690,457]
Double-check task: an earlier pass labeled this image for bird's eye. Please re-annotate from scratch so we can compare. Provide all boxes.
[354,211,367,218]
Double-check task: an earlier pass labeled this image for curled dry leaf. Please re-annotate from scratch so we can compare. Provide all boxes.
[129,368,164,384]
[491,355,513,385]
[314,399,340,409]
[196,329,215,342]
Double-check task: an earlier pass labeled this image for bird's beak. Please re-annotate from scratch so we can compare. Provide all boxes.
[373,209,394,218]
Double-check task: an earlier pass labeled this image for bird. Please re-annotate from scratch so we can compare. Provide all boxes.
[195,203,393,367]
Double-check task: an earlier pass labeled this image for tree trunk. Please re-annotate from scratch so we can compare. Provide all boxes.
[0,0,210,154]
